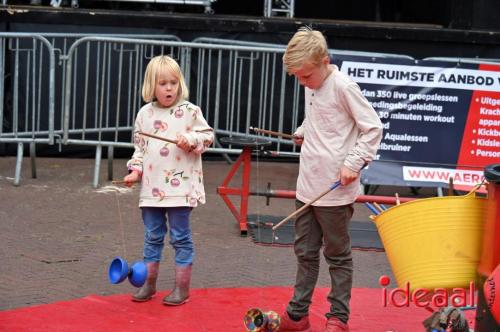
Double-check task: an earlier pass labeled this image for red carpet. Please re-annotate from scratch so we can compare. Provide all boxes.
[0,287,475,331]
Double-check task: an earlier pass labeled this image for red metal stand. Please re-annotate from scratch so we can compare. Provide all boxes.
[217,146,253,236]
[216,136,417,235]
[217,136,271,236]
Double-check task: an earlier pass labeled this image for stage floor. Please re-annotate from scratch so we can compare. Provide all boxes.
[0,157,475,331]
[0,286,476,331]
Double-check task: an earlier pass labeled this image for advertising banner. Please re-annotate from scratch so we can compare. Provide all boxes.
[334,56,500,189]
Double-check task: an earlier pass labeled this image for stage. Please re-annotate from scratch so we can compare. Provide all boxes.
[0,3,495,331]
[0,286,477,331]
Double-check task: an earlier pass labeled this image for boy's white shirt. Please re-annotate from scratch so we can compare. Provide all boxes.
[127,100,214,208]
[294,65,383,206]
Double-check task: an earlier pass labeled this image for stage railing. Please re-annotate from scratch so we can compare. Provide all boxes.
[0,33,180,185]
[60,36,298,186]
[1,34,417,187]
[0,33,56,185]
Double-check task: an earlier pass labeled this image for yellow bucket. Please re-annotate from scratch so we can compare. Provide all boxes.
[374,187,486,291]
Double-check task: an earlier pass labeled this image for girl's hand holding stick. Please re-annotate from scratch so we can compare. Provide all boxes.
[112,170,142,187]
[112,179,135,187]
[138,131,202,153]
[137,131,178,145]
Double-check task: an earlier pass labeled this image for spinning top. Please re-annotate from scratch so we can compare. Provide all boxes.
[243,308,281,332]
[108,257,147,288]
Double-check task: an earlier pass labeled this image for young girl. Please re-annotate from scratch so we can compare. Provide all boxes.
[123,55,214,306]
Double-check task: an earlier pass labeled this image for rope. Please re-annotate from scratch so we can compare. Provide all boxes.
[96,184,131,257]
[114,188,128,258]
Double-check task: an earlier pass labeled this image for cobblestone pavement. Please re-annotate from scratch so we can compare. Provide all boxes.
[0,156,416,311]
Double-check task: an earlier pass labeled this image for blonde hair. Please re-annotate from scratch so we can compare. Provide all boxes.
[283,27,329,73]
[142,55,189,104]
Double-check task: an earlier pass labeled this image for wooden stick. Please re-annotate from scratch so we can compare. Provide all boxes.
[111,180,136,186]
[364,202,380,215]
[249,126,294,140]
[272,181,341,231]
[272,164,368,231]
[395,193,400,205]
[373,202,385,213]
[195,128,214,133]
[448,177,454,196]
[137,131,178,144]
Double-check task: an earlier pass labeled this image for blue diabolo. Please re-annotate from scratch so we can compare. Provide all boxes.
[108,257,147,288]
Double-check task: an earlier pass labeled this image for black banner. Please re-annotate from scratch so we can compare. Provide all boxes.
[333,56,500,189]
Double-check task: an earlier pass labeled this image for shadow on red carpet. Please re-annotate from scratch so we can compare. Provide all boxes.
[0,287,476,331]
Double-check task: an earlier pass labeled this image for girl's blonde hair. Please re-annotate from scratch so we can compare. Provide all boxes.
[283,27,329,73]
[142,55,189,104]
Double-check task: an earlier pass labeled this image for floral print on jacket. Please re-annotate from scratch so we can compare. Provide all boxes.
[127,100,214,208]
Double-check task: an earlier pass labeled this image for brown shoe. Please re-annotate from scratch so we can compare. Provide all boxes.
[279,311,312,332]
[324,317,349,332]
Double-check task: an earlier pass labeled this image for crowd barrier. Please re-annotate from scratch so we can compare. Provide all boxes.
[1,33,421,187]
[0,33,55,185]
[0,33,180,185]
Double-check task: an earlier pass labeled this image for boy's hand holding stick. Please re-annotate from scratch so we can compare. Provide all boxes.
[272,164,367,231]
[272,181,341,231]
[249,126,294,140]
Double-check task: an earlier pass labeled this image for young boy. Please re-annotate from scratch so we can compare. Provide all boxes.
[279,27,383,332]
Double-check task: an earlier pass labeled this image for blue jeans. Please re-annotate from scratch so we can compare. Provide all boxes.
[141,206,193,266]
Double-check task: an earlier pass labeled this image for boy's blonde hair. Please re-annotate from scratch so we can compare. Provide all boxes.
[283,27,329,73]
[142,55,189,104]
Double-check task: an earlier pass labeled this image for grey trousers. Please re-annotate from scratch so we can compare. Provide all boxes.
[286,200,354,323]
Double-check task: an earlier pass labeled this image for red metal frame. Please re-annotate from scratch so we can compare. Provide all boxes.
[217,147,416,235]
[265,189,415,205]
[216,146,253,235]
